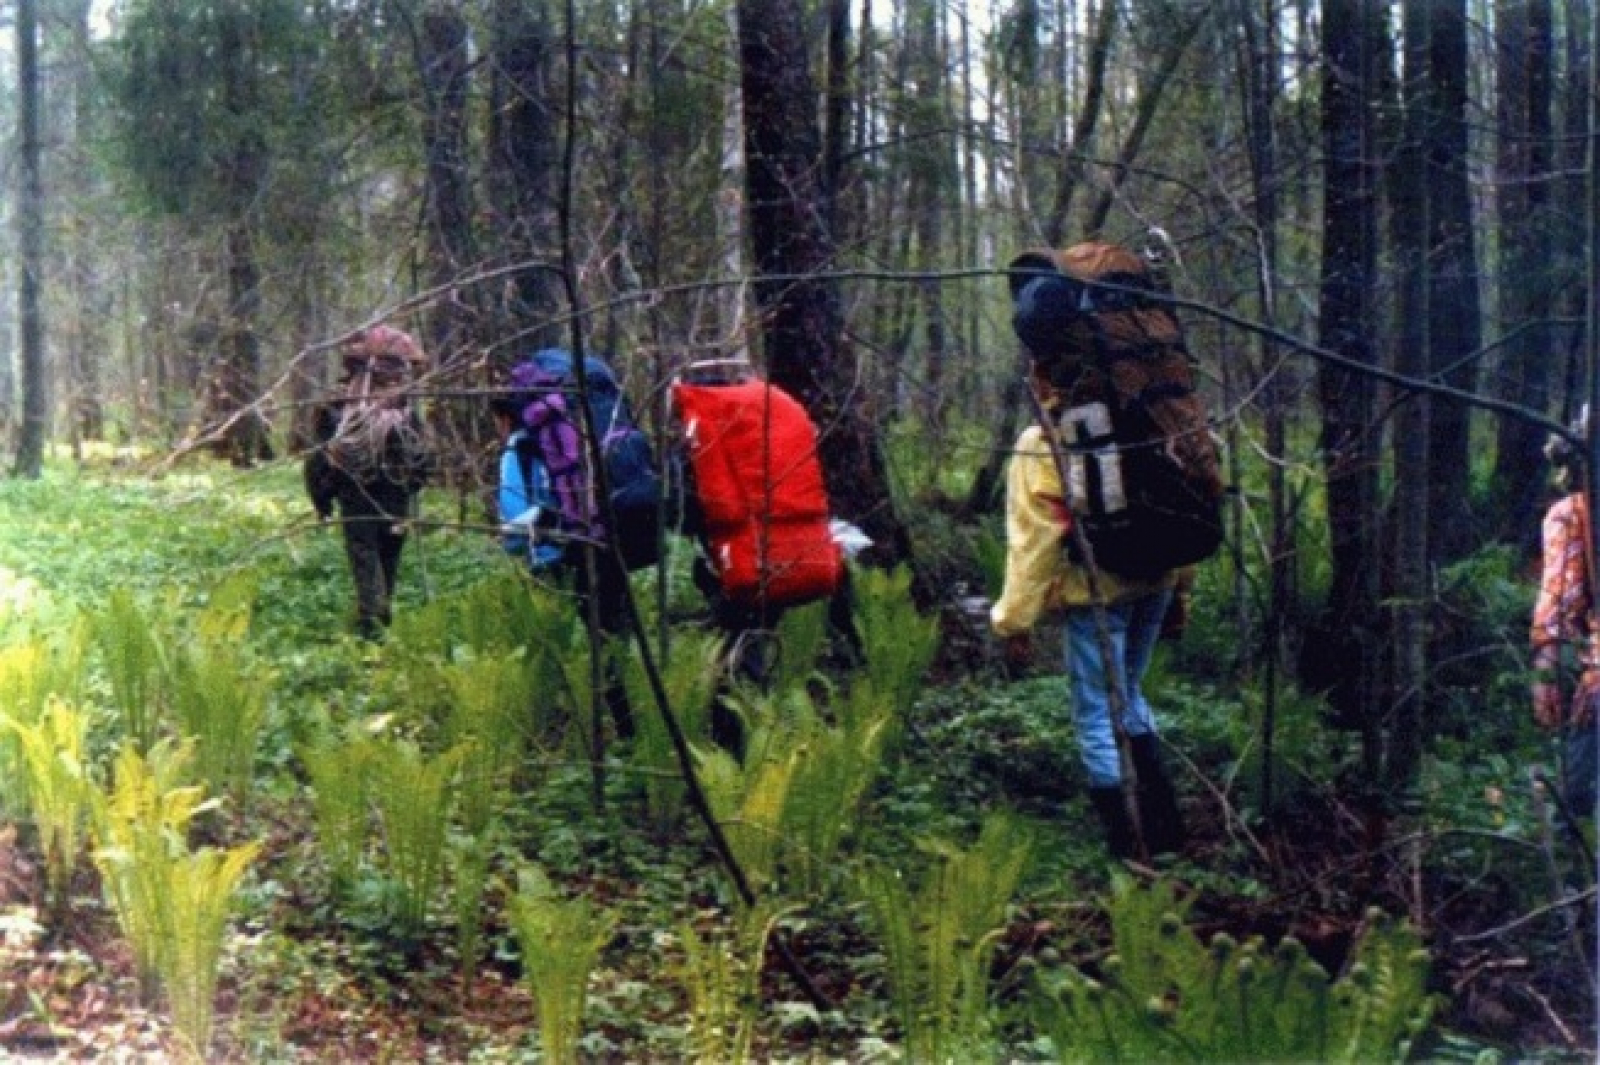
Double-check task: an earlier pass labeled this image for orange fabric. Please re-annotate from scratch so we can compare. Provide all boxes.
[1532,492,1600,726]
[672,379,842,608]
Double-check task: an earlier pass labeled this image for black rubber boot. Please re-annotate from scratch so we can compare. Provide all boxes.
[1088,786,1138,859]
[1129,733,1185,856]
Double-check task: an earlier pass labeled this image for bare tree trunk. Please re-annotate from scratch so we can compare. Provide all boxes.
[1310,0,1385,733]
[1489,0,1556,545]
[12,0,44,478]
[487,0,561,354]
[1421,0,1481,563]
[419,2,478,483]
[1384,0,1434,797]
[736,0,909,563]
[717,4,748,359]
[65,0,103,443]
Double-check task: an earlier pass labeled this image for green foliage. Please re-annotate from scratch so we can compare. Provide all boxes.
[166,613,273,809]
[299,729,374,894]
[89,588,169,754]
[509,867,617,1065]
[365,738,466,936]
[699,715,799,896]
[854,565,941,720]
[6,697,95,908]
[782,684,896,896]
[159,840,262,1059]
[92,740,209,1001]
[773,601,828,694]
[439,650,536,835]
[856,813,1034,1062]
[93,738,260,1056]
[677,902,781,1065]
[623,627,723,835]
[1029,877,1437,1063]
[0,628,88,817]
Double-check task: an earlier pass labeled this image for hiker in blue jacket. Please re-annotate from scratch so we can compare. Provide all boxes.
[491,401,565,572]
[490,374,636,740]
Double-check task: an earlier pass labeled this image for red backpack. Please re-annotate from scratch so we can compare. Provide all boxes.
[671,378,842,609]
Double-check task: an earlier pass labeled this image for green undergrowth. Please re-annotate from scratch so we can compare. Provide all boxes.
[0,455,1490,1059]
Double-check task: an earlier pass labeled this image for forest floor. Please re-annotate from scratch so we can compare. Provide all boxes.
[0,458,1593,1061]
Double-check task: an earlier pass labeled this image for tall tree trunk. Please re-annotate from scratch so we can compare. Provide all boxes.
[1310,0,1384,732]
[214,7,269,466]
[1489,0,1555,546]
[419,3,477,482]
[1384,0,1434,797]
[12,0,44,478]
[735,0,909,563]
[487,0,561,354]
[421,3,476,364]
[1421,0,1481,563]
[65,0,103,443]
[717,3,749,359]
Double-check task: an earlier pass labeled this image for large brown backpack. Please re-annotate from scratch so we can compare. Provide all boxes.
[1008,241,1224,579]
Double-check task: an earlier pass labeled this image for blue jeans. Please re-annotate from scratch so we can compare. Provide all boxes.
[1065,588,1173,787]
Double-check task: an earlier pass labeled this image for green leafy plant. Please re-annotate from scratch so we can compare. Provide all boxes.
[677,902,781,1065]
[299,730,375,894]
[166,629,272,809]
[89,588,169,753]
[159,839,261,1058]
[856,812,1034,1062]
[509,866,616,1065]
[365,738,466,936]
[853,565,940,720]
[1028,876,1437,1063]
[92,740,260,1058]
[92,740,208,1001]
[6,697,95,910]
[780,686,895,896]
[623,628,722,834]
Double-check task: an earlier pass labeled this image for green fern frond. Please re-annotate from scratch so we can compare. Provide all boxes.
[678,901,782,1065]
[89,588,169,753]
[623,628,723,834]
[509,866,616,1065]
[856,812,1034,1062]
[6,697,95,909]
[166,634,272,808]
[1028,883,1436,1064]
[366,739,466,935]
[160,839,261,1058]
[299,731,374,893]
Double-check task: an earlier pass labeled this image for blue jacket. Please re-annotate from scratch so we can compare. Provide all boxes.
[500,429,565,569]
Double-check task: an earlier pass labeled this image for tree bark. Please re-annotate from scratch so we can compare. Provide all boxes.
[1489,0,1556,545]
[487,0,562,354]
[1310,0,1384,731]
[735,0,909,563]
[1421,0,1482,563]
[12,0,45,478]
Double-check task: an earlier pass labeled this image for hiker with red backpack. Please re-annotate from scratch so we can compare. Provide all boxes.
[305,326,434,639]
[992,240,1224,861]
[671,364,862,756]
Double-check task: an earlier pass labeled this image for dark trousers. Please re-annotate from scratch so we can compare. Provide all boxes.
[342,515,406,637]
[570,545,636,739]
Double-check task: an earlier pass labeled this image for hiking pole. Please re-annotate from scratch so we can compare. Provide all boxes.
[1025,379,1149,863]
